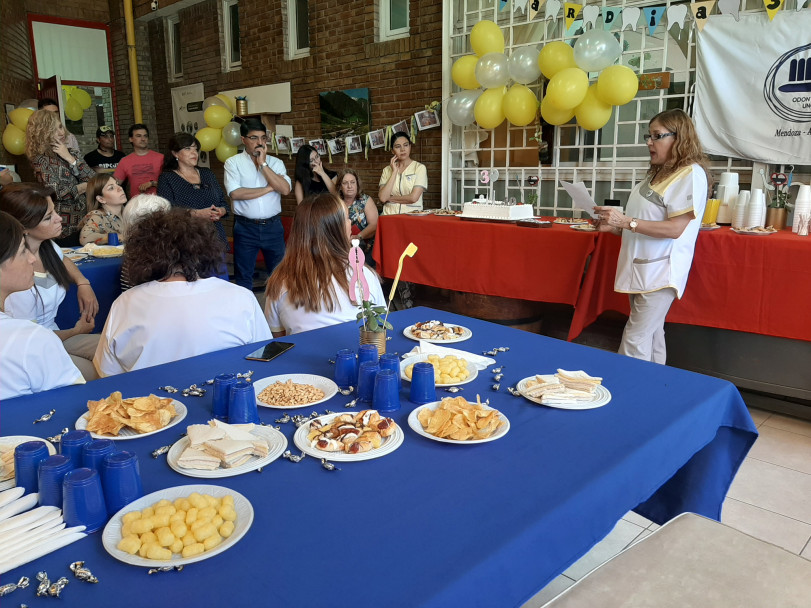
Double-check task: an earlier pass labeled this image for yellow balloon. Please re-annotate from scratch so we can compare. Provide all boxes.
[2,124,26,156]
[215,94,236,113]
[452,55,481,90]
[215,139,238,163]
[204,105,232,129]
[64,97,83,121]
[575,85,613,131]
[538,42,578,79]
[540,95,575,126]
[196,127,222,152]
[9,107,33,131]
[546,68,589,110]
[470,20,505,56]
[596,65,639,106]
[72,88,93,110]
[474,87,506,129]
[503,85,538,127]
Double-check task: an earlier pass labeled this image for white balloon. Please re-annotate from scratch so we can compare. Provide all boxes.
[447,90,483,126]
[475,53,510,89]
[508,47,542,85]
[573,30,621,73]
[222,121,242,147]
[17,98,38,111]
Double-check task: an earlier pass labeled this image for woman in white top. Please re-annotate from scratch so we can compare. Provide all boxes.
[594,109,710,364]
[378,132,428,214]
[265,193,385,336]
[0,211,84,399]
[94,208,272,377]
[1,183,100,379]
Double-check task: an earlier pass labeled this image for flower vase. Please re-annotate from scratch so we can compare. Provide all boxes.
[359,329,387,355]
[765,207,787,231]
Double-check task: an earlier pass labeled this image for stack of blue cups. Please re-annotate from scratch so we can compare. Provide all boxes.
[60,430,92,468]
[228,380,260,423]
[409,362,437,404]
[212,373,237,421]
[379,353,402,392]
[83,439,115,472]
[334,349,358,390]
[372,368,400,413]
[14,441,50,495]
[101,451,144,516]
[358,344,380,368]
[357,361,380,404]
[38,455,74,508]
[62,468,108,533]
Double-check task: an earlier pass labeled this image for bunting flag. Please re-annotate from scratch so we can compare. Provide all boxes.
[621,7,641,31]
[667,4,689,29]
[717,0,740,20]
[500,0,510,11]
[642,6,666,36]
[564,3,583,29]
[545,0,561,22]
[690,1,716,32]
[582,5,600,29]
[529,0,545,20]
[514,0,529,14]
[763,0,784,20]
[602,7,622,31]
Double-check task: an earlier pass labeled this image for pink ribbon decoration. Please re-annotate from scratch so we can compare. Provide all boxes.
[348,238,370,305]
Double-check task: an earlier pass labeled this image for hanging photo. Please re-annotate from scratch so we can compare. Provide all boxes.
[327,138,345,155]
[368,129,385,149]
[290,137,305,153]
[415,109,440,131]
[346,135,363,154]
[392,119,410,135]
[276,134,290,152]
[309,139,327,156]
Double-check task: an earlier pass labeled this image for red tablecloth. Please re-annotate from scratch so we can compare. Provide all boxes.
[373,215,598,305]
[568,228,811,342]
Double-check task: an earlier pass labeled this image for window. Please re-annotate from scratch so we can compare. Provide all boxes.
[165,15,182,80]
[380,0,409,41]
[223,0,241,70]
[287,0,309,59]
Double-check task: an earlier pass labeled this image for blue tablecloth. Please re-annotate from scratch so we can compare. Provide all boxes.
[55,255,123,333]
[0,307,757,607]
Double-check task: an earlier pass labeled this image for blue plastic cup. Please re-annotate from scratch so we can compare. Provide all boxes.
[229,380,260,424]
[14,441,50,495]
[82,439,115,473]
[101,451,143,515]
[61,430,92,469]
[38,455,74,508]
[212,373,237,421]
[379,354,402,392]
[334,349,358,390]
[357,361,380,404]
[358,344,379,368]
[372,368,400,413]
[409,362,437,405]
[107,233,119,246]
[62,468,108,533]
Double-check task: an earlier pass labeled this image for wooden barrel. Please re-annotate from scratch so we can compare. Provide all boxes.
[449,292,543,334]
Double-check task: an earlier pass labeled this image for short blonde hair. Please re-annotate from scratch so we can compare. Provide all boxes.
[25,110,62,159]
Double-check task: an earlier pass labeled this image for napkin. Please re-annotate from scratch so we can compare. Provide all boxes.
[404,341,496,370]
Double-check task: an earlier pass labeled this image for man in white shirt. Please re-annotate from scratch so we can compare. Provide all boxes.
[224,119,292,290]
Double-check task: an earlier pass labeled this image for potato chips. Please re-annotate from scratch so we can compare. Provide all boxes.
[85,392,177,436]
[417,396,505,441]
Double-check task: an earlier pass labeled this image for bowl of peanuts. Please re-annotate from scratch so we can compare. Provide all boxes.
[252,374,339,409]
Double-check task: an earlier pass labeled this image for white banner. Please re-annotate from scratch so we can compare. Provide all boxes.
[694,12,811,164]
[170,83,209,168]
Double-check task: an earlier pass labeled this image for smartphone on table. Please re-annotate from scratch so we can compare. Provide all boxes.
[245,341,294,362]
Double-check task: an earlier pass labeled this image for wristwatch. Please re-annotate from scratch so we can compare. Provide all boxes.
[629,218,639,232]
[260,162,268,168]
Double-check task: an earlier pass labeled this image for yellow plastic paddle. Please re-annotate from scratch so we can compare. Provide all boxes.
[384,242,418,328]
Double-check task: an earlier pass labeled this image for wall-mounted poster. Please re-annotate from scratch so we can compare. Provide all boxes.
[319,88,371,140]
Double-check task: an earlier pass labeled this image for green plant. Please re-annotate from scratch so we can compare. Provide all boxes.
[769,190,793,210]
[356,300,392,333]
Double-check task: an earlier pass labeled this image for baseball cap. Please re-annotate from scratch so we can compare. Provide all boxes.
[96,125,114,137]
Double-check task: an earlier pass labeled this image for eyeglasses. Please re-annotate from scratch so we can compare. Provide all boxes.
[643,132,676,143]
[244,135,267,142]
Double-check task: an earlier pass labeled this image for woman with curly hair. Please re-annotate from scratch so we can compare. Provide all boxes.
[293,144,337,204]
[26,109,94,245]
[594,109,711,364]
[265,193,385,336]
[93,208,271,376]
[79,174,127,245]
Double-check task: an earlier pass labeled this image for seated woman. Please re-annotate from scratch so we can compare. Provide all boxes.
[265,193,385,336]
[294,144,337,204]
[79,174,126,245]
[338,168,378,266]
[377,131,427,215]
[1,183,100,380]
[93,208,271,377]
[0,211,84,399]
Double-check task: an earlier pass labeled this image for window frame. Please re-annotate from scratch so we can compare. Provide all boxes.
[222,0,242,71]
[165,14,182,81]
[380,0,410,42]
[287,0,310,60]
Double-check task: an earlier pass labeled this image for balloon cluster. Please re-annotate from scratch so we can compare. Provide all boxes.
[447,21,639,133]
[196,94,241,162]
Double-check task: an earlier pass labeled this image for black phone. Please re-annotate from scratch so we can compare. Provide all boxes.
[604,199,622,206]
[245,341,294,362]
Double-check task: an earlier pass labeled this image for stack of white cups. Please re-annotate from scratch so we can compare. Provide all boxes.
[716,172,739,224]
[732,191,750,229]
[792,184,811,233]
[746,189,766,229]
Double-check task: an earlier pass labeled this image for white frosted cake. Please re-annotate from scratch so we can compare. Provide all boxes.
[461,197,534,221]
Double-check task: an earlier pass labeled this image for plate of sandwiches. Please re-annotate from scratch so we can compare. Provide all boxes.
[516,369,611,410]
[167,420,288,478]
[293,410,404,462]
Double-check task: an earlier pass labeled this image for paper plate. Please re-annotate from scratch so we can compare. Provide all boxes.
[400,354,478,387]
[75,399,187,440]
[293,413,404,462]
[407,401,509,444]
[253,374,338,409]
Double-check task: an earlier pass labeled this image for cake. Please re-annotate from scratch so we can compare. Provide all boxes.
[461,196,534,221]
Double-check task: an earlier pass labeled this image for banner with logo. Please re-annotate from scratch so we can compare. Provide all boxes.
[694,12,811,164]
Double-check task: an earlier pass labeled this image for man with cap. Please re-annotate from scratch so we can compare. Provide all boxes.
[84,126,125,173]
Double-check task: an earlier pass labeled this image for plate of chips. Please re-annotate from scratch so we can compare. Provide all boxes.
[408,397,509,444]
[75,392,187,439]
[0,436,57,491]
[253,374,338,409]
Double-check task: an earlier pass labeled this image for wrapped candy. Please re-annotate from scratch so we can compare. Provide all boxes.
[0,576,29,597]
[70,561,99,583]
[33,409,56,424]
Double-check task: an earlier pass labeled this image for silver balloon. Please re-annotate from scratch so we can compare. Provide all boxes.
[573,30,621,73]
[447,90,483,126]
[17,98,38,111]
[202,96,229,110]
[222,121,242,147]
[508,47,542,85]
[475,53,510,89]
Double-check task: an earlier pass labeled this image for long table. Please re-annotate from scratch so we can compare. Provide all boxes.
[568,228,811,342]
[1,308,756,607]
[55,255,123,333]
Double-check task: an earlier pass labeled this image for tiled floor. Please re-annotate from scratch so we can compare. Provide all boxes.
[522,407,811,607]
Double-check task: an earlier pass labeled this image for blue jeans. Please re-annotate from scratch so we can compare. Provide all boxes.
[233,215,285,290]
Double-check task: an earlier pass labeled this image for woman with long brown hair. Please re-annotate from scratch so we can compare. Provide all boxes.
[79,173,127,245]
[594,108,711,364]
[264,193,385,336]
